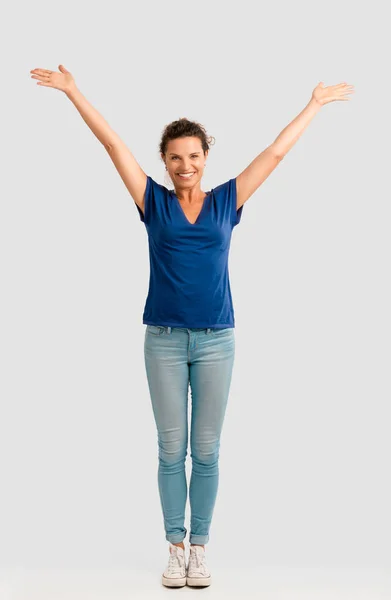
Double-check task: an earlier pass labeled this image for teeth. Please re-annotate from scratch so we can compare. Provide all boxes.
[178,172,194,178]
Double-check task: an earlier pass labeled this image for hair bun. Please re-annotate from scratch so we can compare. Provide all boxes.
[159,118,215,158]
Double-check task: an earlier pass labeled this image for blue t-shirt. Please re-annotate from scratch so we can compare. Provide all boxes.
[135,175,243,329]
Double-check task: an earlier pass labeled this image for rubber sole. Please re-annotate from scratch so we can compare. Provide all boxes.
[162,574,187,587]
[186,575,212,587]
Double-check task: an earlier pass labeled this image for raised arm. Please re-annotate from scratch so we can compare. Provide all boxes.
[30,64,147,214]
[235,81,355,211]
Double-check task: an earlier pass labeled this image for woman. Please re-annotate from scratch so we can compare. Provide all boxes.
[30,65,354,588]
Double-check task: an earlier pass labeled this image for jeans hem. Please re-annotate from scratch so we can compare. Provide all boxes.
[166,534,187,544]
[189,534,209,545]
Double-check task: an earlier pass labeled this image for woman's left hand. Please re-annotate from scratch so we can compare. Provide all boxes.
[312,81,355,106]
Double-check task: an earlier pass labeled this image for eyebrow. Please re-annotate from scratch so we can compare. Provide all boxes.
[169,152,201,156]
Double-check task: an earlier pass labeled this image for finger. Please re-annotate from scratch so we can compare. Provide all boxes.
[336,88,354,94]
[31,69,52,75]
[37,82,52,87]
[329,95,350,102]
[31,74,50,81]
[31,70,51,77]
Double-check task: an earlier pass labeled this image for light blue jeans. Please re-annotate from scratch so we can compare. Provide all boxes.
[144,325,235,545]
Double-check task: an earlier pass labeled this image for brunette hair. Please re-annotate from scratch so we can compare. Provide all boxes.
[159,117,215,159]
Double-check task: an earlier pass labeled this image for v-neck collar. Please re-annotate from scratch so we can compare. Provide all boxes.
[171,189,211,226]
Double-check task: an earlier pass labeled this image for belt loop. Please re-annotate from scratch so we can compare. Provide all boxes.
[167,326,171,334]
[207,328,211,334]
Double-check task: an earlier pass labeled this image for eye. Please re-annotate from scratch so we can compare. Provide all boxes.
[171,155,199,160]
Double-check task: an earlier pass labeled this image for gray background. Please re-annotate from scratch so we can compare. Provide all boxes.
[1,0,390,597]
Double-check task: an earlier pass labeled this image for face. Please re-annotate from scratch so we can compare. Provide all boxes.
[162,137,208,187]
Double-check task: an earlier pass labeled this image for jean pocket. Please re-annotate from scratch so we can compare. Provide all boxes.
[146,325,165,336]
[211,327,233,336]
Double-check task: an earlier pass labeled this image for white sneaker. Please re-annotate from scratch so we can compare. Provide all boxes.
[186,544,211,587]
[161,542,187,588]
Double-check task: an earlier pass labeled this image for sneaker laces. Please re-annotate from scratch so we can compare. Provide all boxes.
[168,547,185,574]
[189,546,207,573]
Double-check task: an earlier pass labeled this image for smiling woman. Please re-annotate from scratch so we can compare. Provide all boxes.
[30,63,354,588]
[159,117,214,196]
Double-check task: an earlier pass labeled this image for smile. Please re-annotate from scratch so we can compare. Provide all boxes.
[177,172,195,179]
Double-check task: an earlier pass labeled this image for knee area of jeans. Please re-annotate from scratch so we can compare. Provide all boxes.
[191,440,220,463]
[158,451,187,466]
[190,451,220,466]
[158,438,187,458]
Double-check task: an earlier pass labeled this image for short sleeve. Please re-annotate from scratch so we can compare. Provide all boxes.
[134,175,152,223]
[210,177,243,228]
[134,175,168,226]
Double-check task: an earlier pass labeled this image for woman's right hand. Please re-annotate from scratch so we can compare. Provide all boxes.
[30,64,76,94]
